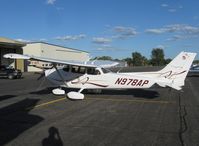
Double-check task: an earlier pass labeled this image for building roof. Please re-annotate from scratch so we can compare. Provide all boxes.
[0,37,26,48]
[27,42,89,53]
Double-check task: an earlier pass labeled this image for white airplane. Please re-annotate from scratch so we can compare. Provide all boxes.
[4,51,196,100]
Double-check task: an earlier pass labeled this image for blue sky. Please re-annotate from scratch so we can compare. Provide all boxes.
[0,0,199,59]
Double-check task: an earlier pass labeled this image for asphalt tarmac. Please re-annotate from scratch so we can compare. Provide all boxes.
[0,68,199,146]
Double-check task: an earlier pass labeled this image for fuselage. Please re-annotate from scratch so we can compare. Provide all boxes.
[45,66,157,90]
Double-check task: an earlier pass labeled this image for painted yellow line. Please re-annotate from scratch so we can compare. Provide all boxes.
[26,97,66,110]
[26,96,173,111]
[86,97,173,104]
[35,97,66,108]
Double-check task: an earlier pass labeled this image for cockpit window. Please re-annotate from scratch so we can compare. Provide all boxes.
[63,65,109,75]
[94,69,101,75]
[87,67,95,74]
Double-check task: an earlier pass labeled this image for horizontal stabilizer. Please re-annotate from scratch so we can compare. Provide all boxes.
[156,79,182,90]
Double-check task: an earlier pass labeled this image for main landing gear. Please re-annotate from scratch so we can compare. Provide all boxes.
[52,88,85,100]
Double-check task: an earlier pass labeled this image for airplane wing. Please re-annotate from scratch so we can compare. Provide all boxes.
[3,53,119,68]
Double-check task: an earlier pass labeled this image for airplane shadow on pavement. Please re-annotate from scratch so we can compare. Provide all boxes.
[0,95,16,102]
[30,87,160,99]
[98,89,160,99]
[0,98,43,145]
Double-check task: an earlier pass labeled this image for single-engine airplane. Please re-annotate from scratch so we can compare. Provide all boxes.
[4,51,196,100]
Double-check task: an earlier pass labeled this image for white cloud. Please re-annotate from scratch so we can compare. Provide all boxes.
[39,38,47,42]
[46,0,56,5]
[146,24,199,41]
[168,9,176,12]
[161,3,183,13]
[145,28,166,34]
[193,16,199,20]
[161,4,168,7]
[96,46,124,51]
[55,34,86,41]
[92,37,112,44]
[56,7,64,10]
[167,35,186,41]
[15,39,31,43]
[166,24,199,34]
[156,45,165,49]
[113,26,137,39]
[146,24,199,35]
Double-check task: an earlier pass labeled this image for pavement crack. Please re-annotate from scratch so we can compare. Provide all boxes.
[178,93,188,146]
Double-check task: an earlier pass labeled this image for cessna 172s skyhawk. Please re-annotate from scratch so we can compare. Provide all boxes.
[4,51,196,100]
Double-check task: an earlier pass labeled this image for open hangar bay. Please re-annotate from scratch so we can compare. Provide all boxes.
[0,67,199,146]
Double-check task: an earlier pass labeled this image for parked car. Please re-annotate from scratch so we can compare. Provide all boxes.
[188,65,199,76]
[0,65,22,79]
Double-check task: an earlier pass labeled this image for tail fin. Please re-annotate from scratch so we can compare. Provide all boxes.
[157,52,197,90]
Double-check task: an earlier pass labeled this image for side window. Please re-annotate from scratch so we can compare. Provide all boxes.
[87,68,95,75]
[63,65,70,72]
[71,66,79,73]
[79,67,86,74]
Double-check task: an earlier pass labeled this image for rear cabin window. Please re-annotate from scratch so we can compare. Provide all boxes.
[79,67,86,74]
[71,66,79,73]
[63,65,70,72]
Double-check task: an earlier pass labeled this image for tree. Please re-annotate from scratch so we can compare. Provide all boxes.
[165,58,172,65]
[193,60,199,64]
[123,57,133,66]
[150,48,165,66]
[142,56,149,66]
[93,56,113,60]
[132,52,148,66]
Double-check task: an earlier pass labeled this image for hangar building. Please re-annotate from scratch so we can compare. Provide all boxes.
[0,37,26,71]
[23,42,89,72]
[0,37,89,72]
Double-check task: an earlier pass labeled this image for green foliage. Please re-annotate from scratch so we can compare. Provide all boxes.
[193,60,199,64]
[93,48,174,66]
[92,56,113,60]
[165,58,172,65]
[132,52,148,66]
[150,48,165,66]
[123,57,133,66]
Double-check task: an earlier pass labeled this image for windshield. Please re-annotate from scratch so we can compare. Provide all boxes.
[101,68,111,74]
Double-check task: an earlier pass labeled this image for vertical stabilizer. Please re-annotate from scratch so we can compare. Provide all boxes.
[157,52,196,89]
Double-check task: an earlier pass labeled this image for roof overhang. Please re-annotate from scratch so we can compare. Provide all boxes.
[0,37,26,49]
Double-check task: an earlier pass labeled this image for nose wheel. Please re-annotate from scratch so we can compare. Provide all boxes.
[52,88,65,95]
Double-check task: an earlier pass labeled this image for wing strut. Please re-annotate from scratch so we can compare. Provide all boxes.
[52,63,68,96]
[53,63,68,87]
